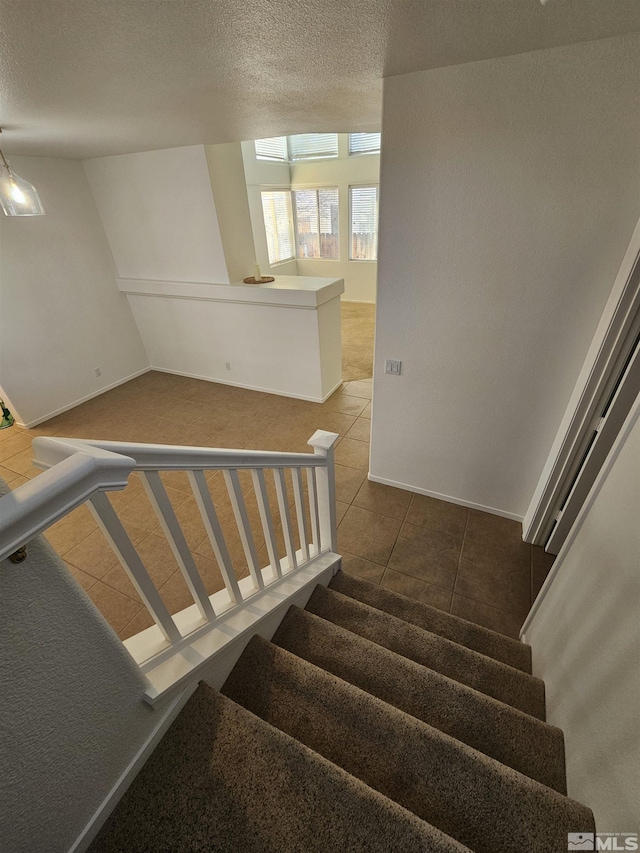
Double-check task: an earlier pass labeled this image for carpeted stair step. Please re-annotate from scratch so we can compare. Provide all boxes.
[90,684,470,853]
[330,570,532,672]
[222,637,595,853]
[307,584,546,719]
[273,605,567,793]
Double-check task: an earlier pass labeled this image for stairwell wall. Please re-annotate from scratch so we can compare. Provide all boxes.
[371,33,640,519]
[523,396,640,830]
[0,506,159,853]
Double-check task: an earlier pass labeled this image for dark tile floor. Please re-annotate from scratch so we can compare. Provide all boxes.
[1,371,553,642]
[0,303,553,642]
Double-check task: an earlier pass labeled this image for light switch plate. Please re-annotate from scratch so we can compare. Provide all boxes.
[385,359,402,375]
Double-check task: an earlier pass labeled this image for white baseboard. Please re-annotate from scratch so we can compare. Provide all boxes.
[18,367,341,431]
[69,682,198,853]
[367,473,524,523]
[341,298,376,305]
[150,366,342,403]
[16,367,152,429]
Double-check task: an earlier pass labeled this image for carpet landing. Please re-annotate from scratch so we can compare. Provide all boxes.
[91,571,594,852]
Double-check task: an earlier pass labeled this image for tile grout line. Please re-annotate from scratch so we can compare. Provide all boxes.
[378,490,414,589]
[450,509,471,614]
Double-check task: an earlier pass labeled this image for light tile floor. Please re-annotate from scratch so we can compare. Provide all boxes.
[1,371,553,642]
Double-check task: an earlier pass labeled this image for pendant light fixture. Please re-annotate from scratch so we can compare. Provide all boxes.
[0,131,45,216]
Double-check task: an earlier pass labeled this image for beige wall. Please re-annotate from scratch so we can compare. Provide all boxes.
[370,34,640,519]
[524,397,640,830]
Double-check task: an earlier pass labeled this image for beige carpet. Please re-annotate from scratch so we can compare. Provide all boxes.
[342,301,375,381]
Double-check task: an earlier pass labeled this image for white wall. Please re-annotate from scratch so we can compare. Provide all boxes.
[371,34,640,519]
[0,518,160,853]
[291,134,379,303]
[122,278,343,401]
[523,398,640,830]
[205,142,257,282]
[84,145,230,283]
[0,157,149,427]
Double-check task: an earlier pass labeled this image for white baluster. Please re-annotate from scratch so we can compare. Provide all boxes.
[223,469,264,592]
[89,492,181,644]
[306,467,320,556]
[291,468,310,563]
[251,469,281,580]
[188,470,243,605]
[140,471,215,622]
[307,431,339,553]
[273,468,297,573]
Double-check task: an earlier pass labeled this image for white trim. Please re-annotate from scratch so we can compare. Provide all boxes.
[523,219,640,544]
[17,368,342,430]
[367,473,523,522]
[340,298,376,304]
[117,276,344,309]
[520,388,640,641]
[68,682,198,853]
[131,552,341,705]
[150,366,342,403]
[14,367,151,429]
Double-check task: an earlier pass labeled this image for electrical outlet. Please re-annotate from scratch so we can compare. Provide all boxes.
[94,367,102,377]
[385,359,402,375]
[225,362,231,371]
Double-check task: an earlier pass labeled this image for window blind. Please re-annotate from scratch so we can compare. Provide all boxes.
[288,133,339,161]
[348,132,381,155]
[261,190,294,264]
[349,185,378,261]
[293,188,339,259]
[254,137,288,161]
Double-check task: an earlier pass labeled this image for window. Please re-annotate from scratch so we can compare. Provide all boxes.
[255,137,288,161]
[293,188,339,260]
[288,133,339,161]
[261,190,294,264]
[348,132,381,156]
[349,185,378,261]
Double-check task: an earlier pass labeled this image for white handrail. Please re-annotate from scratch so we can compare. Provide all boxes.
[0,448,134,561]
[32,437,327,472]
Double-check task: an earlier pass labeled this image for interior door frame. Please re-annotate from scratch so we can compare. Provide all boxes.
[523,218,640,549]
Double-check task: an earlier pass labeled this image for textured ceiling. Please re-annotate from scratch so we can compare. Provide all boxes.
[0,0,639,159]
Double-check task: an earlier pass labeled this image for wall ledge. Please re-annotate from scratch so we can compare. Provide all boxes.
[117,275,344,309]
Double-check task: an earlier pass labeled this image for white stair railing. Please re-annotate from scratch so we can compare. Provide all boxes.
[0,430,340,700]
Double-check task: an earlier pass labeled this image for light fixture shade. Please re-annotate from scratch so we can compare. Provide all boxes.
[0,167,45,216]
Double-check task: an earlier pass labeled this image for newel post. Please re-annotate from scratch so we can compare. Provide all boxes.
[307,430,340,554]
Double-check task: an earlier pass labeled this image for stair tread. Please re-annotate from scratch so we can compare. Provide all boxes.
[222,636,594,853]
[330,570,532,673]
[90,684,469,853]
[273,604,566,793]
[308,584,546,719]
